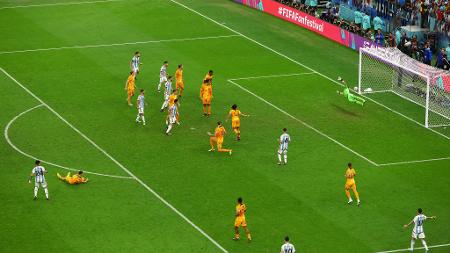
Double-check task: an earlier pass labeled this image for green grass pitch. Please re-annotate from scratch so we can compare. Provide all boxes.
[0,0,449,252]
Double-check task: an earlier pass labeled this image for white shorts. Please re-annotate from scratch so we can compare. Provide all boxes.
[278,149,288,155]
[138,107,144,114]
[132,67,139,74]
[164,94,170,100]
[160,76,167,83]
[412,231,425,239]
[169,116,177,124]
[35,181,47,188]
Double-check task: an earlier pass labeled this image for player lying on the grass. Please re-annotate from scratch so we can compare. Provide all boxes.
[200,79,213,116]
[207,121,232,155]
[28,160,49,200]
[344,162,360,206]
[278,128,291,165]
[130,51,142,76]
[336,77,366,106]
[280,236,296,253]
[165,99,179,135]
[226,104,249,141]
[160,76,173,112]
[136,89,147,126]
[175,64,184,97]
[233,197,252,241]
[157,61,168,92]
[125,71,136,106]
[57,171,88,184]
[403,208,436,253]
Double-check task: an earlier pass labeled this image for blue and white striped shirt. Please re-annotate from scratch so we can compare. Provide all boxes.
[413,214,427,234]
[137,94,145,109]
[32,166,46,183]
[281,242,295,253]
[169,104,178,118]
[131,56,140,69]
[164,81,172,97]
[279,133,291,151]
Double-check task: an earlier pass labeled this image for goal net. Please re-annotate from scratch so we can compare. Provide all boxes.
[358,47,450,128]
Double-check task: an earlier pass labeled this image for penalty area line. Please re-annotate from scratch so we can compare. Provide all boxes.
[228,79,379,167]
[378,156,450,166]
[0,67,229,253]
[0,34,241,55]
[375,243,450,253]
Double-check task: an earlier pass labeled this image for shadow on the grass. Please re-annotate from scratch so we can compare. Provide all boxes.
[331,104,361,117]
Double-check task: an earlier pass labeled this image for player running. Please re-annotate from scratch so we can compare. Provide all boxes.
[28,160,49,200]
[226,104,249,141]
[157,61,168,92]
[233,197,252,241]
[125,71,136,106]
[345,162,360,206]
[280,236,296,253]
[165,99,179,135]
[135,89,146,125]
[336,78,366,106]
[207,121,232,155]
[278,128,291,165]
[57,171,89,184]
[160,76,173,112]
[175,64,184,97]
[200,79,212,116]
[130,51,142,75]
[403,208,436,252]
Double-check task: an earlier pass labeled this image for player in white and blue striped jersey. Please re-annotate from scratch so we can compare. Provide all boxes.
[135,89,146,125]
[403,208,436,252]
[28,160,49,200]
[160,76,173,112]
[165,99,179,135]
[278,128,291,165]
[157,61,168,92]
[130,51,141,75]
[280,236,296,253]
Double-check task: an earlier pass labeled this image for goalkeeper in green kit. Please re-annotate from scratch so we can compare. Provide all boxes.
[336,77,366,106]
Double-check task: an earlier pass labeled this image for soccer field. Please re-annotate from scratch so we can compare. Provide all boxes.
[1,0,449,252]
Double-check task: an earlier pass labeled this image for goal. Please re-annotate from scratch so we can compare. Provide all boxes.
[358,47,450,128]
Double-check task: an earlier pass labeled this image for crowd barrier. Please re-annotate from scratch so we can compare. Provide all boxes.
[233,0,378,51]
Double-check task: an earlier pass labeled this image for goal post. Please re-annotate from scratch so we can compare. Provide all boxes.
[358,47,450,128]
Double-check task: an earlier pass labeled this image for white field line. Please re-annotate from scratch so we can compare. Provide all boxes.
[169,0,450,142]
[0,67,228,253]
[375,243,450,253]
[0,34,241,55]
[4,104,133,179]
[378,156,450,166]
[0,0,123,10]
[228,79,379,166]
[228,72,316,81]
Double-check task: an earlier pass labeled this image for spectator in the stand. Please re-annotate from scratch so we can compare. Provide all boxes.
[410,34,418,57]
[424,42,432,65]
[366,30,375,41]
[354,10,363,29]
[435,48,445,68]
[398,32,410,54]
[373,15,383,31]
[395,28,402,45]
[362,13,371,33]
[387,32,396,47]
[446,43,450,61]
[375,29,385,46]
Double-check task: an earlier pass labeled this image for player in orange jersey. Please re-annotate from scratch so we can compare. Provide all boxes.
[57,171,88,185]
[125,71,136,106]
[175,64,184,97]
[345,162,360,206]
[207,121,232,155]
[233,197,251,241]
[200,79,213,116]
[226,104,250,141]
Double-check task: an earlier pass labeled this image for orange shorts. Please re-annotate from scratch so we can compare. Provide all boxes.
[202,97,211,105]
[234,217,247,227]
[176,81,184,89]
[232,118,240,129]
[127,89,135,97]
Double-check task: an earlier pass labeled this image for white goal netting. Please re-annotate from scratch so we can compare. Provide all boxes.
[359,47,450,128]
